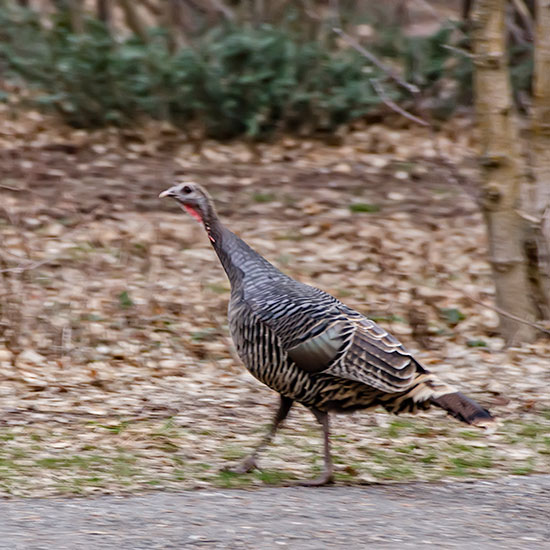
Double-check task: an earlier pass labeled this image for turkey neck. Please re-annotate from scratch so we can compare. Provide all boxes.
[203,214,278,289]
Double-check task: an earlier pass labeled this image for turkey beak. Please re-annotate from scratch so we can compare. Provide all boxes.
[159,186,178,199]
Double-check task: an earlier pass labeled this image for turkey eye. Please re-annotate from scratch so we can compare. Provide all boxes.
[182,185,192,194]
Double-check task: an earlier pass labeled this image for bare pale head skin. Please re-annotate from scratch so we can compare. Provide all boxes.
[159,181,216,224]
[159,180,206,208]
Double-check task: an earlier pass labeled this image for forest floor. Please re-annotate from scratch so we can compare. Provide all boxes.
[0,110,549,497]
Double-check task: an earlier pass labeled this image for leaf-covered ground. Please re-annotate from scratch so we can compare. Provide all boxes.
[0,111,549,496]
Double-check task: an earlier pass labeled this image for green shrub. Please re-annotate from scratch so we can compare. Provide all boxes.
[0,3,534,139]
[0,10,388,138]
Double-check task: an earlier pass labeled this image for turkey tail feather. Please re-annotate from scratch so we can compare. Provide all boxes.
[431,391,493,426]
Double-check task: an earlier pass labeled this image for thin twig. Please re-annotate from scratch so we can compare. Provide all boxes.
[333,27,420,95]
[442,44,474,58]
[0,256,62,274]
[512,0,534,40]
[413,0,445,22]
[507,17,530,46]
[0,184,23,192]
[371,79,430,126]
[209,0,235,21]
[445,280,550,336]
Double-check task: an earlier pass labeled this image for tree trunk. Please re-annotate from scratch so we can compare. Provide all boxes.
[97,0,112,27]
[67,0,84,33]
[51,0,83,33]
[163,0,187,52]
[119,0,149,43]
[527,0,550,318]
[472,0,538,344]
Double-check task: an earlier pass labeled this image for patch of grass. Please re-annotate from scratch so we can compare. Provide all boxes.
[466,339,487,348]
[459,430,482,440]
[118,290,134,309]
[252,192,276,203]
[215,470,247,488]
[82,313,105,322]
[378,463,415,480]
[275,230,303,241]
[395,444,417,454]
[205,283,230,294]
[191,328,217,341]
[349,202,380,213]
[171,455,185,466]
[412,425,434,437]
[385,419,414,438]
[449,454,492,470]
[369,314,405,323]
[391,161,417,172]
[221,446,246,462]
[97,421,129,434]
[519,423,548,438]
[173,469,186,481]
[420,452,437,464]
[111,454,139,479]
[335,288,354,298]
[35,455,106,470]
[82,476,104,484]
[275,254,292,266]
[440,307,466,326]
[254,469,290,485]
[0,457,20,470]
[511,463,534,476]
[450,442,470,452]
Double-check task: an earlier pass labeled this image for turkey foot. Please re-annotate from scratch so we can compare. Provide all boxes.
[224,396,294,476]
[224,455,259,474]
[295,469,334,487]
[294,408,335,487]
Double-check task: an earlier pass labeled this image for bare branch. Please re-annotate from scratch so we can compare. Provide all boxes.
[370,79,430,127]
[0,257,59,275]
[415,0,444,21]
[333,27,420,95]
[185,0,235,21]
[512,0,534,39]
[209,0,235,21]
[445,280,550,336]
[0,184,24,192]
[140,0,163,17]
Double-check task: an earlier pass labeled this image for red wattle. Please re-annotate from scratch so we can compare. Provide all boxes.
[184,204,203,223]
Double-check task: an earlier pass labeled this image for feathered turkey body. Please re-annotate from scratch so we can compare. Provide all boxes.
[160,182,493,485]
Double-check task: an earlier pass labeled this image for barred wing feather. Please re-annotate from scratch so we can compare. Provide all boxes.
[245,281,419,393]
[287,318,418,393]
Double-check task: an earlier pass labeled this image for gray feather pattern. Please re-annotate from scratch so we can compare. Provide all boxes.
[184,203,492,423]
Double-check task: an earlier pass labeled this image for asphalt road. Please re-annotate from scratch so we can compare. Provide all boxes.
[1,475,549,549]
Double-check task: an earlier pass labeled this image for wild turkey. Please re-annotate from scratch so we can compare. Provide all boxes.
[159,181,493,486]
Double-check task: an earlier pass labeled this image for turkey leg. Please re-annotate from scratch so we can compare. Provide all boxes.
[297,408,334,486]
[228,395,294,474]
